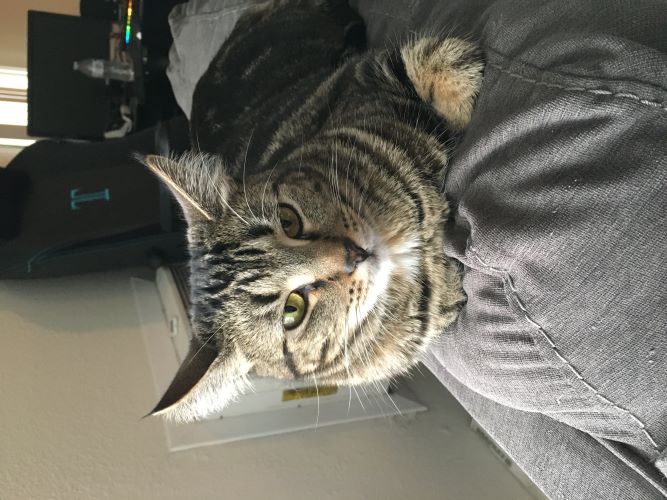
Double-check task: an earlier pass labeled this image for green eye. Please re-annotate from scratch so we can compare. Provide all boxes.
[279,204,302,238]
[283,291,306,329]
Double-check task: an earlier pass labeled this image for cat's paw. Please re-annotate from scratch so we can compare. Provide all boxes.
[401,37,483,130]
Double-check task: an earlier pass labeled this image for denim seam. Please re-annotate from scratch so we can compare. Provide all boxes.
[467,244,660,453]
[488,62,667,111]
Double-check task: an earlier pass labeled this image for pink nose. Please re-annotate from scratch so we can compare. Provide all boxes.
[344,239,369,273]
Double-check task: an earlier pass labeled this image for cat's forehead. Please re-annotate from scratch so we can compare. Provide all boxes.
[272,163,329,192]
[191,226,306,281]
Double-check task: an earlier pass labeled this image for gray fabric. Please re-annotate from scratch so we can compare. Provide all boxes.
[357,0,667,458]
[167,0,263,117]
[358,0,667,490]
[424,355,667,500]
[445,0,667,461]
[657,449,667,478]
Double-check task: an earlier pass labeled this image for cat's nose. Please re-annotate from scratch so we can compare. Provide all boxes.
[343,239,369,273]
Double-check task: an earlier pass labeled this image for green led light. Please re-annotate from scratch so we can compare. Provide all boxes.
[125,0,133,44]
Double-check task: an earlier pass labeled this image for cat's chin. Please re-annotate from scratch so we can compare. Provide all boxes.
[348,232,419,329]
[372,229,420,283]
[350,249,393,328]
[365,224,420,281]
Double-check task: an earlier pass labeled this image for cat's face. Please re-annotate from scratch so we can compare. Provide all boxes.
[143,30,481,421]
[145,146,462,421]
[188,154,423,384]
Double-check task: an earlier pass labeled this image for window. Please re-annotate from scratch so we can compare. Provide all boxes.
[0,66,34,164]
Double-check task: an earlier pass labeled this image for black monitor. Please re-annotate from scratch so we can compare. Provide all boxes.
[27,11,112,140]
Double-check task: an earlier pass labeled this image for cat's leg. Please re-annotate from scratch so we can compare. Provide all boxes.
[401,37,484,130]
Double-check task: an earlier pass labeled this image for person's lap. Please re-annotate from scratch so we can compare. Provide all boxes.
[167,0,667,477]
[356,0,667,474]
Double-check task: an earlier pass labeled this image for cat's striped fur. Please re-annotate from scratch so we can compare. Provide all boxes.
[145,0,482,421]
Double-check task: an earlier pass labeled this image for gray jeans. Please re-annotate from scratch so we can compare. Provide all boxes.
[354,0,667,488]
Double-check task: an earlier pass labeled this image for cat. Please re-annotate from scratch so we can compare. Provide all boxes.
[144,0,482,422]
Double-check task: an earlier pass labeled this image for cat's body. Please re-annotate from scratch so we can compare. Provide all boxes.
[145,0,482,421]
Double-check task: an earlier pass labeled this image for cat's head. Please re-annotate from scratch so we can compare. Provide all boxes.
[141,34,481,421]
[143,146,460,422]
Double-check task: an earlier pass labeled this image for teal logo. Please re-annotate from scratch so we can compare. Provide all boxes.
[70,188,111,210]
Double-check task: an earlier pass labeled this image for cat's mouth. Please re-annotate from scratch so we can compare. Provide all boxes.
[344,222,420,331]
[361,218,421,282]
[345,233,394,327]
[366,228,420,281]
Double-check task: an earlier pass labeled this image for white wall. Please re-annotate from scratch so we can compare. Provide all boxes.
[0,0,79,68]
[0,1,79,165]
[0,270,534,500]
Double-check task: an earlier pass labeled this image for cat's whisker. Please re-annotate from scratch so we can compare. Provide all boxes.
[313,373,320,430]
[222,201,250,226]
[353,299,378,388]
[260,161,279,220]
[241,129,258,221]
[327,147,343,211]
[367,382,388,417]
[327,154,337,206]
[359,331,376,383]
[414,363,425,377]
[188,328,219,366]
[358,383,374,411]
[334,140,344,210]
[355,117,367,220]
[343,136,353,206]
[352,384,365,412]
[332,153,340,209]
[195,155,250,226]
[381,381,403,417]
[356,170,373,223]
[194,127,202,152]
[344,309,353,416]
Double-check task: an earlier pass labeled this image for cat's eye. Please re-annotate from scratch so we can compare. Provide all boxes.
[278,204,302,239]
[283,291,306,329]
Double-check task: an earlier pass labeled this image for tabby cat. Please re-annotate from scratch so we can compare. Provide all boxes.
[144,0,482,421]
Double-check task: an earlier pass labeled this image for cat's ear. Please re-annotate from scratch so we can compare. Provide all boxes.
[399,37,483,130]
[148,337,252,422]
[143,153,233,224]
